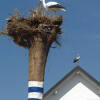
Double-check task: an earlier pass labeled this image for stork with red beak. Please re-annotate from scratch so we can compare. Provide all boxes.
[73,54,80,63]
[39,0,66,16]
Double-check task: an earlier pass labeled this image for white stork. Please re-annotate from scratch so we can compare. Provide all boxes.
[39,0,66,16]
[73,54,80,63]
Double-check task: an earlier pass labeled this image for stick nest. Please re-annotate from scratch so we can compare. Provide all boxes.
[0,8,63,48]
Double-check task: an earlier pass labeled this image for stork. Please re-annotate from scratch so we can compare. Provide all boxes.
[73,54,80,63]
[39,0,66,16]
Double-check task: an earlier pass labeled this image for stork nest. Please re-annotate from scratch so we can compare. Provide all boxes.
[0,8,63,48]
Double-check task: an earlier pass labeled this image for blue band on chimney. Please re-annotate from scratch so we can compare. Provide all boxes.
[28,98,41,100]
[28,87,43,93]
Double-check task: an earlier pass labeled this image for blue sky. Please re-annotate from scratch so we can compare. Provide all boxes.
[0,0,100,99]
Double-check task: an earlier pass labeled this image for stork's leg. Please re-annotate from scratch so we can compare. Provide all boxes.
[53,10,56,18]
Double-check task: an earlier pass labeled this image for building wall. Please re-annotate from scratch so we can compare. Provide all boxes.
[44,72,100,100]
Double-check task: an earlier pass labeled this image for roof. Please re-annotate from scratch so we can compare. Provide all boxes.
[44,66,100,97]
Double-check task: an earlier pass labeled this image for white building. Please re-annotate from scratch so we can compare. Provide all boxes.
[44,66,100,100]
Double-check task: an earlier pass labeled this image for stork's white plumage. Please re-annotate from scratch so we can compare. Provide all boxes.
[73,54,80,63]
[39,0,66,16]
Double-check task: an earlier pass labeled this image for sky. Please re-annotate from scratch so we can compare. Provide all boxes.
[0,0,100,100]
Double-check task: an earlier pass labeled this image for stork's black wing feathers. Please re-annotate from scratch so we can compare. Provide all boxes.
[48,4,66,9]
[73,58,78,63]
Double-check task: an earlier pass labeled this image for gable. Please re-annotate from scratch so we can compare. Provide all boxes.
[44,67,100,100]
[60,82,100,100]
